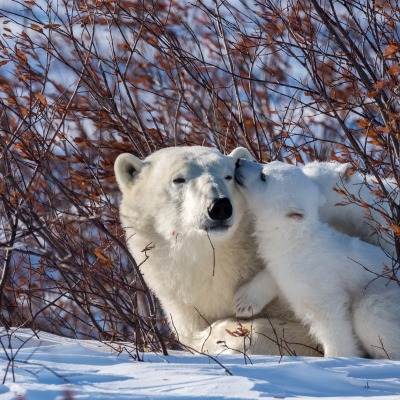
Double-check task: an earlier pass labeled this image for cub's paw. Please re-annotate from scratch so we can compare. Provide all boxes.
[234,287,266,318]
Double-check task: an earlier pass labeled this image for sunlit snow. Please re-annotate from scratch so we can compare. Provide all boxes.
[1,329,400,399]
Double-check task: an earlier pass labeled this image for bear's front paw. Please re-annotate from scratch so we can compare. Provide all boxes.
[234,287,266,318]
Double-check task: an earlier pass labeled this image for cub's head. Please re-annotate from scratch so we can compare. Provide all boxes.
[114,146,253,243]
[301,160,354,183]
[235,160,324,223]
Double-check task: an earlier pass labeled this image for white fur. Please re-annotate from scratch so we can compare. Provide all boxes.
[115,147,320,356]
[302,161,398,255]
[235,160,400,359]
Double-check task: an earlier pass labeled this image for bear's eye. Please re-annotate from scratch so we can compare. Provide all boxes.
[260,172,266,182]
[173,177,186,184]
[225,175,233,180]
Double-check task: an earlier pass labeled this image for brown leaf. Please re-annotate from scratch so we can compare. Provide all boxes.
[43,23,61,29]
[357,119,370,128]
[94,247,109,262]
[390,224,400,236]
[371,189,384,197]
[388,65,400,76]
[367,90,379,98]
[360,198,370,209]
[383,43,400,57]
[378,126,390,133]
[0,177,6,194]
[333,188,347,196]
[294,153,304,164]
[225,329,239,337]
[15,46,27,63]
[35,93,47,106]
[30,24,43,33]
[225,327,249,337]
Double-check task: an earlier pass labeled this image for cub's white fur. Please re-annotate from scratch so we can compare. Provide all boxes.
[234,160,400,359]
[115,147,319,356]
[302,161,398,255]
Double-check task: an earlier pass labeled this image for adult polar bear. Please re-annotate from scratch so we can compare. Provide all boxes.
[114,146,393,356]
[114,146,319,356]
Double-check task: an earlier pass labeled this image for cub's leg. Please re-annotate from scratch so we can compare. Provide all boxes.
[234,268,279,317]
[304,303,364,358]
[353,284,400,360]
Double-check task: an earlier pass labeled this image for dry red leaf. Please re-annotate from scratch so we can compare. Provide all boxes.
[30,23,43,33]
[383,43,400,57]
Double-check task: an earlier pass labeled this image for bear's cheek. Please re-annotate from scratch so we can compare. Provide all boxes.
[151,189,185,236]
[179,191,207,230]
[155,185,206,238]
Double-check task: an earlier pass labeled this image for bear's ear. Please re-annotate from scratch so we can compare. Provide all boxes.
[228,147,254,162]
[114,153,144,190]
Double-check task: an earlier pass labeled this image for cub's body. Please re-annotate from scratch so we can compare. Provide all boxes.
[234,161,400,359]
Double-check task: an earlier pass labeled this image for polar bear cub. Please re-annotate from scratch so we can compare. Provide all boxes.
[234,160,400,358]
[302,161,398,256]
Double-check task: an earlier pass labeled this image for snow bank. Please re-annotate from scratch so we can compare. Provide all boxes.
[0,329,400,399]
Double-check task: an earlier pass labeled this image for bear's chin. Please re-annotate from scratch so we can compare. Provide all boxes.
[203,224,233,239]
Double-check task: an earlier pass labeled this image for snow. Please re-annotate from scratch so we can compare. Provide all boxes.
[1,329,400,399]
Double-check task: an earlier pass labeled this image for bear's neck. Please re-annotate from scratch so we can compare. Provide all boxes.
[125,213,264,337]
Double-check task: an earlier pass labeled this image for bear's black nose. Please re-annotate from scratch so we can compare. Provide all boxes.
[208,198,233,221]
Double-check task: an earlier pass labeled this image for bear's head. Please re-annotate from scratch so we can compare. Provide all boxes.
[114,146,253,244]
[235,160,324,224]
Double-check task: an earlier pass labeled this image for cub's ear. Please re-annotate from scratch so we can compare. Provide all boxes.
[228,147,254,162]
[339,163,355,183]
[114,153,144,190]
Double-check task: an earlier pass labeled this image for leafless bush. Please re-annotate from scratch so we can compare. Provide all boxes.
[0,0,398,350]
